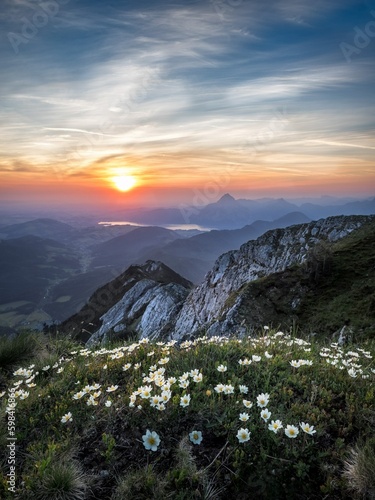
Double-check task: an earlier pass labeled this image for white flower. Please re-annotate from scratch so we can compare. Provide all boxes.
[193,373,203,383]
[238,358,252,365]
[252,355,261,362]
[347,368,357,378]
[105,400,112,407]
[223,384,234,395]
[299,422,316,435]
[180,394,191,407]
[61,412,73,423]
[236,428,251,443]
[123,363,132,371]
[140,386,152,399]
[290,360,301,368]
[285,425,299,438]
[268,420,283,433]
[150,395,162,407]
[158,357,169,365]
[260,408,271,422]
[159,390,171,402]
[214,384,225,394]
[106,385,118,392]
[217,364,227,372]
[239,385,248,394]
[243,399,253,409]
[189,430,203,445]
[265,351,273,359]
[73,391,85,400]
[256,393,270,408]
[239,412,249,422]
[142,430,160,451]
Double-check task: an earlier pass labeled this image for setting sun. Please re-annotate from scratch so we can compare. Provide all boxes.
[111,174,137,192]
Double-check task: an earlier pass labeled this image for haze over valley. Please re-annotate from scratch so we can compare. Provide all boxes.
[0,193,374,333]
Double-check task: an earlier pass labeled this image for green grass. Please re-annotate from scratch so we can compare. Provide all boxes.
[233,220,375,342]
[0,331,44,373]
[0,330,374,499]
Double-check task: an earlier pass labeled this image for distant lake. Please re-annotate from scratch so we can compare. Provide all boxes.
[98,221,212,232]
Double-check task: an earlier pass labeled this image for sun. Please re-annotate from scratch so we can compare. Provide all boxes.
[111,174,137,192]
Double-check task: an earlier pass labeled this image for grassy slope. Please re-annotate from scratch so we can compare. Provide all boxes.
[233,220,375,341]
[0,331,374,499]
[298,220,375,338]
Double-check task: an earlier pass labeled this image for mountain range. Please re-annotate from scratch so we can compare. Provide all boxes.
[0,211,311,330]
[60,214,375,344]
[112,193,375,229]
[0,194,374,332]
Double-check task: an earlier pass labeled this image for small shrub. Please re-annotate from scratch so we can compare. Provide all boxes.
[0,331,43,372]
[343,438,375,499]
[112,465,166,500]
[33,461,88,500]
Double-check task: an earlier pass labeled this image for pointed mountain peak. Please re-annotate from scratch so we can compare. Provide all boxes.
[217,193,236,204]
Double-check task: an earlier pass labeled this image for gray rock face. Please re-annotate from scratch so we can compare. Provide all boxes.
[85,261,192,345]
[171,216,372,340]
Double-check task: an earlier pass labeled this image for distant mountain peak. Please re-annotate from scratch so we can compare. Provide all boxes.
[217,193,236,204]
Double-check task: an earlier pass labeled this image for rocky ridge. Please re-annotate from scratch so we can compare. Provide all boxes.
[61,260,193,345]
[171,215,373,339]
[63,215,374,345]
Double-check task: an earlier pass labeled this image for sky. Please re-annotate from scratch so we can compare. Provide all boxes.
[0,0,374,211]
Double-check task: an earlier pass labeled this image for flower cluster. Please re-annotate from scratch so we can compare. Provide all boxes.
[5,331,372,459]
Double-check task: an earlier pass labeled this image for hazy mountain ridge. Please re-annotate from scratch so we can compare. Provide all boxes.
[111,194,375,229]
[91,226,182,269]
[143,212,311,283]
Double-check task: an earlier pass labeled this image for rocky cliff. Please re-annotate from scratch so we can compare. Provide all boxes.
[60,261,193,344]
[171,215,374,339]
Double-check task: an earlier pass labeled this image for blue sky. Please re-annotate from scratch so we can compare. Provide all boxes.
[0,0,374,208]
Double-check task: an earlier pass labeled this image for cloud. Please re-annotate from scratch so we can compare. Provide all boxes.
[0,0,373,199]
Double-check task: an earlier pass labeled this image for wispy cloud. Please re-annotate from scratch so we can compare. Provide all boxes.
[0,0,374,202]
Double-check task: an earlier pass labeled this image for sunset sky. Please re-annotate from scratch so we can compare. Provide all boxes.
[1,0,374,210]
